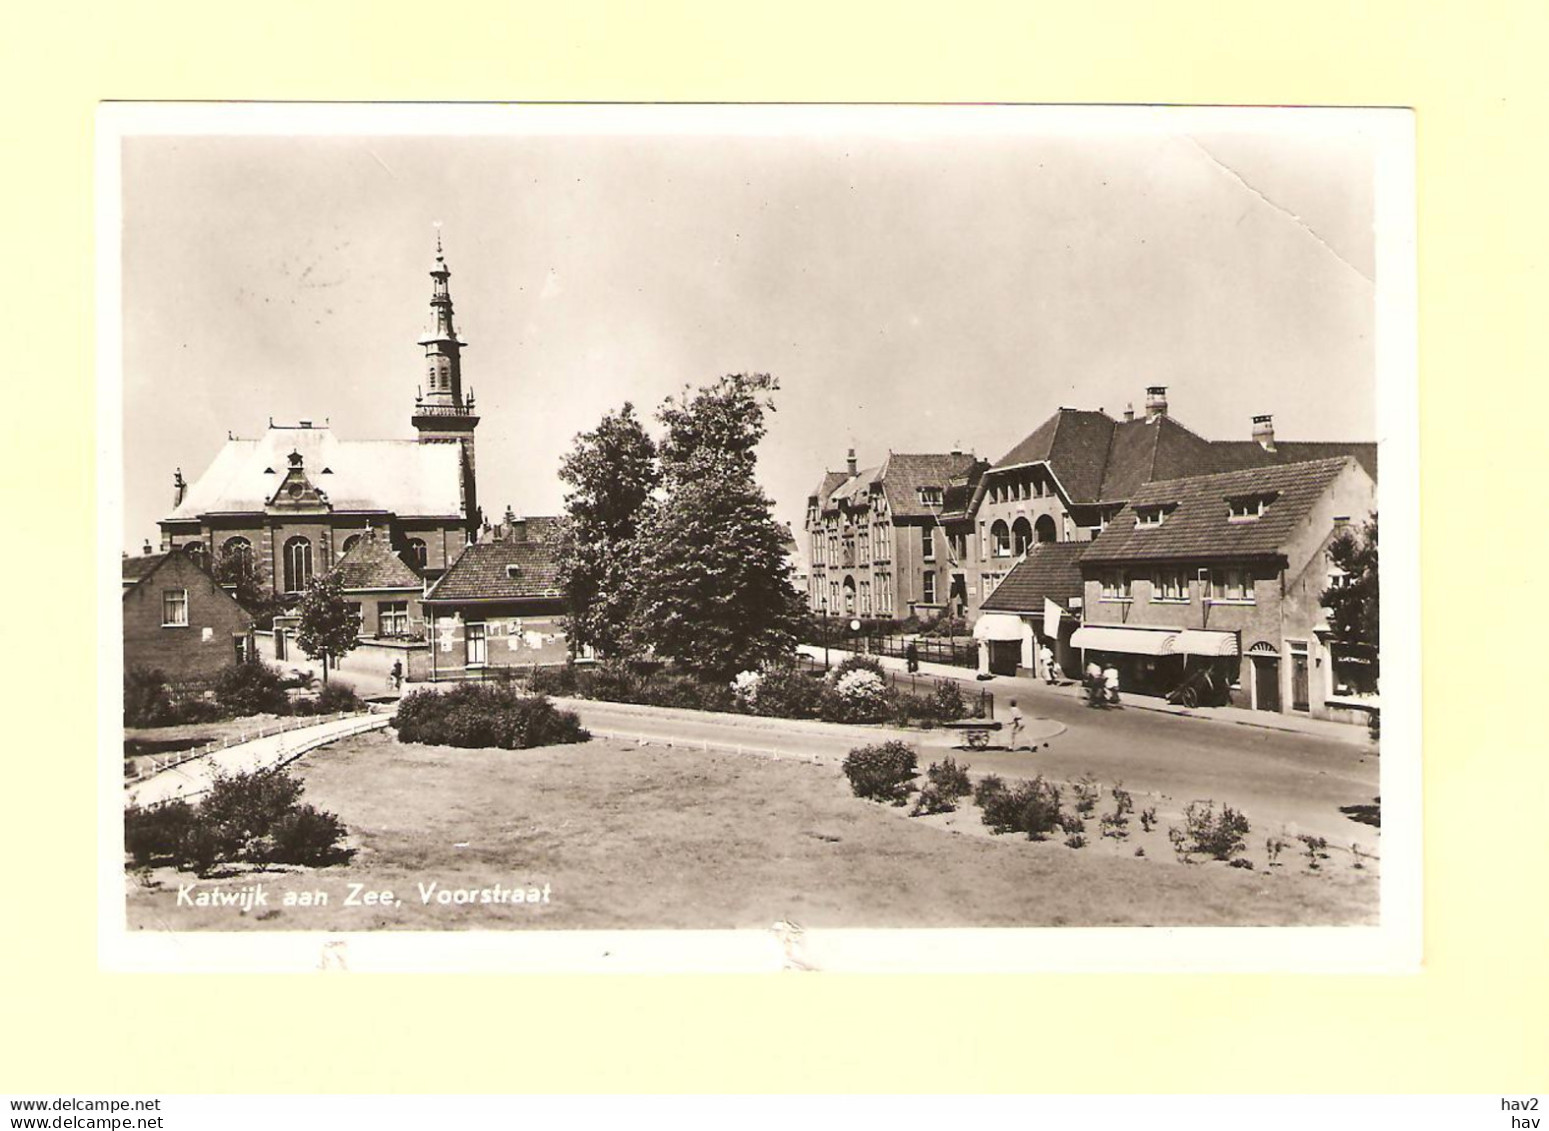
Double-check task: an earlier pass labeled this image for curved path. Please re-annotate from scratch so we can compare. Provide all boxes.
[125,713,390,809]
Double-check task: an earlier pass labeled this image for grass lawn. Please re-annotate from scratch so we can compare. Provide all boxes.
[126,730,1377,931]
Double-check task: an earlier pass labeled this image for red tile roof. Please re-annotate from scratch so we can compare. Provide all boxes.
[980,543,1087,612]
[422,519,564,603]
[1080,457,1367,564]
[333,529,422,591]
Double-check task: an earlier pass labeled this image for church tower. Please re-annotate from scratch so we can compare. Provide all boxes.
[412,234,480,529]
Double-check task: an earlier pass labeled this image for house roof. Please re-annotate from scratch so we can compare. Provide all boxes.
[166,425,465,522]
[122,552,169,585]
[988,406,1377,507]
[332,529,422,591]
[809,470,849,506]
[422,518,563,603]
[820,452,979,518]
[1079,456,1365,564]
[979,543,1088,613]
[120,549,255,625]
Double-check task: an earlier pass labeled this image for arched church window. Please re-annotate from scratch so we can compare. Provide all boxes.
[340,534,361,558]
[405,538,428,571]
[283,536,313,593]
[221,537,253,570]
[183,543,208,568]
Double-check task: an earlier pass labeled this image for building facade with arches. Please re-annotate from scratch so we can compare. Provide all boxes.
[156,242,481,597]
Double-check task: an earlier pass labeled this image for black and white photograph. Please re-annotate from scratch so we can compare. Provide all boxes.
[99,104,1418,972]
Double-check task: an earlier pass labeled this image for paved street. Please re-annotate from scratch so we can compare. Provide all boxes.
[560,683,1379,848]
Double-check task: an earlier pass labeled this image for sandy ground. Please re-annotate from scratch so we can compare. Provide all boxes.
[125,729,1377,932]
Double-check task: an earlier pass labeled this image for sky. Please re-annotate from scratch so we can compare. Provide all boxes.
[118,111,1380,552]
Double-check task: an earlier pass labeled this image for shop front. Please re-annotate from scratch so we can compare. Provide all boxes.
[1070,624,1240,698]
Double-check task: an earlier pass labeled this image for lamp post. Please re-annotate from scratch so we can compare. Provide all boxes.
[820,598,831,672]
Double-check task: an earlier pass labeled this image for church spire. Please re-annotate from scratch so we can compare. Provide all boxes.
[412,230,480,530]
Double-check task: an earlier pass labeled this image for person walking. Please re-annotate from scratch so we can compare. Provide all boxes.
[1103,661,1121,706]
[389,659,404,693]
[1007,698,1026,751]
[1040,642,1058,685]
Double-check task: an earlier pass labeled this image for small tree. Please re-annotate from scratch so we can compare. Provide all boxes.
[294,572,360,684]
[213,545,286,628]
[1320,514,1379,693]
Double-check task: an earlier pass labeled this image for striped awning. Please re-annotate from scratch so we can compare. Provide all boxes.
[1070,625,1179,656]
[972,612,1027,642]
[1177,629,1240,657]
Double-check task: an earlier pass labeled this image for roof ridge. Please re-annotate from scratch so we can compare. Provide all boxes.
[1140,454,1354,493]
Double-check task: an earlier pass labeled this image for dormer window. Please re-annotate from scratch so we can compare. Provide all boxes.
[917,486,943,507]
[1226,491,1279,522]
[263,467,276,475]
[505,564,522,580]
[1134,503,1176,529]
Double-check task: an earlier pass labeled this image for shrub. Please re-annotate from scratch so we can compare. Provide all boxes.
[973,774,1006,808]
[751,669,826,719]
[526,663,578,697]
[394,684,589,750]
[1298,833,1331,871]
[910,783,957,816]
[1110,781,1134,817]
[830,669,889,723]
[124,667,175,727]
[125,768,350,873]
[314,681,364,714]
[1064,832,1087,849]
[1177,800,1251,862]
[213,662,290,717]
[1058,811,1086,836]
[978,775,1062,840]
[1099,810,1130,840]
[928,679,967,723]
[124,799,197,867]
[885,690,937,729]
[833,653,886,681]
[926,757,973,798]
[730,670,762,710]
[1139,805,1158,833]
[1071,772,1100,816]
[842,740,918,804]
[1265,833,1288,867]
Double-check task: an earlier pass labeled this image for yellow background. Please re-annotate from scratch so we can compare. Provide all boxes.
[3,0,1546,1093]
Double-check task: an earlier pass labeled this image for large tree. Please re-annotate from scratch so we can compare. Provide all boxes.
[627,373,804,680]
[1320,514,1379,693]
[555,402,660,658]
[294,572,360,685]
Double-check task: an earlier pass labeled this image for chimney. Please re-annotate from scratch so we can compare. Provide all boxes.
[142,539,152,556]
[1252,413,1276,451]
[1123,403,1135,423]
[172,468,186,508]
[846,448,858,476]
[1144,386,1168,420]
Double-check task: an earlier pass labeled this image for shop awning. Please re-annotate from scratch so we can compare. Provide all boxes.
[1177,629,1240,657]
[1070,625,1179,656]
[972,613,1028,642]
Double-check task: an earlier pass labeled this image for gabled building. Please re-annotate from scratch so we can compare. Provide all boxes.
[955,386,1376,617]
[421,513,570,679]
[332,525,427,641]
[971,542,1086,677]
[804,449,984,621]
[157,238,481,593]
[1074,455,1377,721]
[122,548,255,683]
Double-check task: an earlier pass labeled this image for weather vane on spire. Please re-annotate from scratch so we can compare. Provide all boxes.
[433,220,444,261]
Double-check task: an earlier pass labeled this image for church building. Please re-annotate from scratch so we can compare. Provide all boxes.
[157,238,482,591]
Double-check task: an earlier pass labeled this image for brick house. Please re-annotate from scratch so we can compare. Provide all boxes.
[333,525,427,641]
[421,515,571,679]
[1074,455,1377,722]
[804,449,984,622]
[971,542,1086,677]
[157,242,481,593]
[941,386,1376,620]
[122,548,255,683]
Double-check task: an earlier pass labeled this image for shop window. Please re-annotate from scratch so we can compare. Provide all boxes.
[1330,642,1378,697]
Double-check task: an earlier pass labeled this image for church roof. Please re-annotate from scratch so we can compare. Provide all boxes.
[332,528,423,591]
[165,425,465,521]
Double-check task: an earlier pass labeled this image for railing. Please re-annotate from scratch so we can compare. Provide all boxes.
[412,403,477,418]
[123,709,375,784]
[862,633,978,669]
